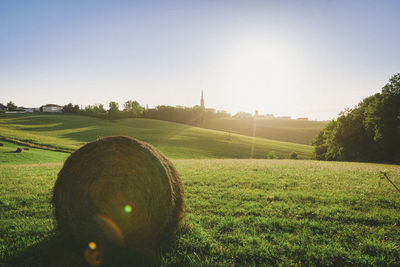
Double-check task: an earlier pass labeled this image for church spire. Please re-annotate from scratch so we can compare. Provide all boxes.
[200,90,205,108]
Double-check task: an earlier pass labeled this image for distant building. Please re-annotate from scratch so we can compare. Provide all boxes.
[297,117,309,120]
[233,112,253,119]
[42,104,62,113]
[15,107,26,112]
[277,116,291,119]
[200,90,205,108]
[258,114,275,119]
[24,108,35,112]
[10,107,36,113]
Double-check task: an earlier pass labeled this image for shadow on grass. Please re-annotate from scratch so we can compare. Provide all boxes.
[59,119,192,145]
[3,113,193,146]
[8,114,104,133]
[2,226,187,267]
[3,235,87,267]
[3,236,154,267]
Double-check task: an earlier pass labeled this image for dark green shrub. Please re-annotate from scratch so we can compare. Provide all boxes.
[290,151,298,159]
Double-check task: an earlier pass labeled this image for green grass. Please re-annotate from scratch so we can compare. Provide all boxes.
[0,140,68,165]
[1,159,399,266]
[0,113,313,159]
[1,113,398,265]
[0,164,60,264]
[203,117,327,145]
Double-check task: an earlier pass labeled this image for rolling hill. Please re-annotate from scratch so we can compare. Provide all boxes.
[203,117,327,145]
[0,114,313,159]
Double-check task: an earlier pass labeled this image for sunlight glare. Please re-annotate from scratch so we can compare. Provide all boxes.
[219,36,301,112]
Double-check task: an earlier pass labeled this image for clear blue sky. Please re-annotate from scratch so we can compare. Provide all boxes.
[1,0,399,120]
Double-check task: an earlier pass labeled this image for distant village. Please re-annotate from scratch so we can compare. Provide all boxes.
[0,97,309,121]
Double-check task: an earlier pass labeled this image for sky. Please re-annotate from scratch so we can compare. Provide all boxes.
[1,0,399,120]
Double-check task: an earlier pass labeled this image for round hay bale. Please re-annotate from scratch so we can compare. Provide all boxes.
[15,147,22,153]
[53,136,185,257]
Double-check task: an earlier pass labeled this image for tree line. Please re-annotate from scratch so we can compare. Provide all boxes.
[313,73,400,164]
[60,101,232,124]
[1,99,275,124]
[60,101,145,120]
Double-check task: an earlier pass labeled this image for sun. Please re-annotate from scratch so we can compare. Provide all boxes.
[216,36,298,112]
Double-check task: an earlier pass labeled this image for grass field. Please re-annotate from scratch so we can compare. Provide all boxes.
[203,118,327,145]
[0,140,68,165]
[1,154,400,266]
[0,114,313,159]
[1,114,399,266]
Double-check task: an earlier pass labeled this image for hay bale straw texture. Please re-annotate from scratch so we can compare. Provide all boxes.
[53,136,185,255]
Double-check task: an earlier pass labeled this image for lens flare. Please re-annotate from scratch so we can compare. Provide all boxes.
[88,241,97,250]
[94,214,124,245]
[84,247,102,266]
[124,204,133,213]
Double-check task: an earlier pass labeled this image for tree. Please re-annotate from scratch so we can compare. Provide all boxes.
[7,101,17,111]
[85,104,106,114]
[313,73,400,163]
[123,100,144,117]
[109,101,119,112]
[62,103,80,113]
[215,110,231,118]
[108,101,120,119]
[93,104,106,113]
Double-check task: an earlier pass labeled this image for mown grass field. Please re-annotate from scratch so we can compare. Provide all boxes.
[1,152,400,266]
[0,140,68,165]
[0,114,399,266]
[0,114,312,159]
[203,118,327,145]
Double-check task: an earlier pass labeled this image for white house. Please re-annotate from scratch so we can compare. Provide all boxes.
[42,104,62,113]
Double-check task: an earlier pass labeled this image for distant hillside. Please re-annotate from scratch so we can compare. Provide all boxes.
[0,114,313,159]
[203,118,327,145]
